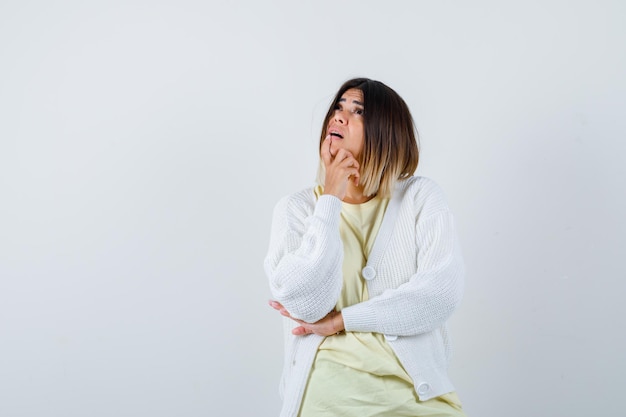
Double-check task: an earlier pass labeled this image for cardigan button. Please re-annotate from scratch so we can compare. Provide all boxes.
[384,334,398,341]
[417,382,431,395]
[362,266,376,280]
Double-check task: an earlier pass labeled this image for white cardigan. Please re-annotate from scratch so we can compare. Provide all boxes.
[264,176,465,417]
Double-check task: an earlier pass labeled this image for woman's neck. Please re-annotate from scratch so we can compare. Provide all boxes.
[342,183,374,204]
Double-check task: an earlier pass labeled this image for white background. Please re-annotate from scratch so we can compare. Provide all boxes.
[1,1,625,416]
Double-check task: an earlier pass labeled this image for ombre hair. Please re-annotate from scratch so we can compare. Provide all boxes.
[316,78,419,198]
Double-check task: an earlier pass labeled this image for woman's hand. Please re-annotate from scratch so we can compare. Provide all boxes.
[320,135,360,201]
[269,300,344,337]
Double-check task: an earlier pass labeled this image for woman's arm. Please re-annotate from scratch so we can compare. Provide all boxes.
[264,192,344,323]
[341,209,464,336]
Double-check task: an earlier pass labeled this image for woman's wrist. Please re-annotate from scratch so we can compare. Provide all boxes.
[332,312,344,334]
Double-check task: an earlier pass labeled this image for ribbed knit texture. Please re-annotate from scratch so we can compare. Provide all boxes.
[264,176,465,417]
[266,193,344,323]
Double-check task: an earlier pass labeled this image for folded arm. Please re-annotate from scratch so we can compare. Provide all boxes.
[341,210,464,336]
[264,193,344,323]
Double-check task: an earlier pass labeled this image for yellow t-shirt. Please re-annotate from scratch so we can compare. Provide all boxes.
[313,186,411,382]
[298,186,464,417]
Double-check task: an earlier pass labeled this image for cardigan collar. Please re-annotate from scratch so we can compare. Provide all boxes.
[364,178,412,272]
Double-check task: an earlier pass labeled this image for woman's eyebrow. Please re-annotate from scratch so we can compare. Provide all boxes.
[338,98,365,106]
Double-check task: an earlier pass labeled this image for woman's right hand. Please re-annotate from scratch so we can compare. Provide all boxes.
[320,135,360,201]
[269,300,344,337]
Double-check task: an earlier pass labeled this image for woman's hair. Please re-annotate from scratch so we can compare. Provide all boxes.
[317,77,419,198]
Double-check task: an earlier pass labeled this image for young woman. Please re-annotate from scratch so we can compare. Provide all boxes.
[265,78,466,417]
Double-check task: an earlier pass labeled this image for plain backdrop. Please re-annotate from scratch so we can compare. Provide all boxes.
[1,1,625,416]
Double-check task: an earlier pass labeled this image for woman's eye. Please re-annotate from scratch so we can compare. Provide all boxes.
[353,108,364,115]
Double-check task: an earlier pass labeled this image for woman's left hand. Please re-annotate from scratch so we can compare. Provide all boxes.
[269,300,344,337]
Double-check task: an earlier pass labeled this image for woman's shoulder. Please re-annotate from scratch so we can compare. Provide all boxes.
[398,176,451,215]
[273,186,317,215]
[399,175,446,198]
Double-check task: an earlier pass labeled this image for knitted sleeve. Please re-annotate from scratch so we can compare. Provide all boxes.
[264,192,344,323]
[341,208,465,336]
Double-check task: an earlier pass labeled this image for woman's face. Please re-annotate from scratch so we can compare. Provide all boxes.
[327,88,365,159]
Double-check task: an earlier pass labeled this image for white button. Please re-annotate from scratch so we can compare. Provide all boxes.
[384,334,397,341]
[362,266,376,280]
[417,382,430,395]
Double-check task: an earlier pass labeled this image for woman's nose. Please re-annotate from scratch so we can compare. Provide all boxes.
[334,110,346,124]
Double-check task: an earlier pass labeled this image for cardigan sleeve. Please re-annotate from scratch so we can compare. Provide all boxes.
[341,208,465,336]
[264,192,344,323]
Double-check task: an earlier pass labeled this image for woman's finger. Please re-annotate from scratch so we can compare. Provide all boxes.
[348,168,360,182]
[333,150,359,170]
[268,300,283,311]
[269,300,295,319]
[292,326,312,336]
[320,135,332,166]
[332,148,351,165]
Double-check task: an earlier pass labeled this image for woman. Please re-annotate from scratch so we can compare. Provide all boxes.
[265,78,466,417]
